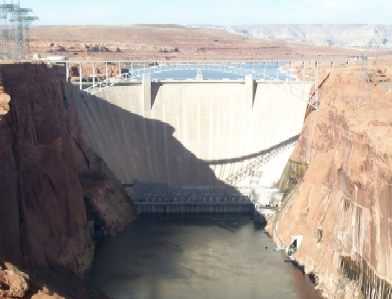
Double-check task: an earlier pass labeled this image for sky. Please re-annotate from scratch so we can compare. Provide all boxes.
[18,0,392,25]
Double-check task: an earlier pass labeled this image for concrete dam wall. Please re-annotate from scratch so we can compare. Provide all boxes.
[75,79,312,188]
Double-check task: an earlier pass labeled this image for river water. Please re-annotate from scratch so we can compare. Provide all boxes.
[89,214,322,299]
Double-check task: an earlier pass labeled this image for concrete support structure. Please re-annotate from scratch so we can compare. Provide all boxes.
[65,62,69,82]
[105,62,109,82]
[79,62,83,90]
[92,62,96,88]
[142,74,152,115]
[245,74,256,107]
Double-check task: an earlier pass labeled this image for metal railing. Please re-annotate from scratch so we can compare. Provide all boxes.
[53,59,317,87]
[223,137,298,186]
[45,59,325,108]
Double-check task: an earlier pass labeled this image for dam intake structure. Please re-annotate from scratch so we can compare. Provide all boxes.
[129,181,284,214]
[62,60,319,214]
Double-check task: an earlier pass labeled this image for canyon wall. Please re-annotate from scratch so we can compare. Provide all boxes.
[268,61,392,298]
[0,63,135,298]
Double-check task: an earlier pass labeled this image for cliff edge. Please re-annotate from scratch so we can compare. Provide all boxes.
[268,60,392,298]
[0,63,136,298]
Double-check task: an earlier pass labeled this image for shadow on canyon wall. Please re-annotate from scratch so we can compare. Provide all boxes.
[0,64,118,298]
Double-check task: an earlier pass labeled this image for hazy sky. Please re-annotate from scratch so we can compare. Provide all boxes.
[19,0,392,25]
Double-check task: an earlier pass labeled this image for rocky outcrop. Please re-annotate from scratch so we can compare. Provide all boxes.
[0,263,29,298]
[0,261,109,299]
[0,63,135,297]
[267,60,392,298]
[276,160,308,194]
[80,150,136,236]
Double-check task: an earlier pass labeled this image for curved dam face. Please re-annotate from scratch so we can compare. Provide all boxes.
[75,79,312,188]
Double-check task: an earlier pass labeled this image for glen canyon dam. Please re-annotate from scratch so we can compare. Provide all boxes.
[0,1,391,299]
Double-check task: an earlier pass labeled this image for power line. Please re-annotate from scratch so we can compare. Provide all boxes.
[0,0,38,60]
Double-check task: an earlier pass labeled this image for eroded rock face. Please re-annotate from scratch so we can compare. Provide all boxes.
[0,63,135,277]
[80,150,136,236]
[268,61,392,298]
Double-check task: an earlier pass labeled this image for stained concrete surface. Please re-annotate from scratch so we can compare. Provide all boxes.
[75,81,311,187]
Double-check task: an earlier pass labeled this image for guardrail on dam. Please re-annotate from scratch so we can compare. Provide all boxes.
[73,63,314,193]
[59,59,318,91]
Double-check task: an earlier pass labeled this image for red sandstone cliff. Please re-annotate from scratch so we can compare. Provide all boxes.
[0,63,136,298]
[268,60,392,298]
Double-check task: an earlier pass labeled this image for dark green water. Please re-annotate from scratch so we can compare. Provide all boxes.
[89,214,323,299]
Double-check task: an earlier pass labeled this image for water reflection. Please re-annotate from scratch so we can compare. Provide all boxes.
[89,214,322,299]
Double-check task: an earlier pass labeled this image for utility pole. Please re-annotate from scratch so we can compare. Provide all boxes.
[0,0,38,60]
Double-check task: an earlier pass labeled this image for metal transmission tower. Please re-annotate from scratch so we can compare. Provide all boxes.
[0,0,38,60]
